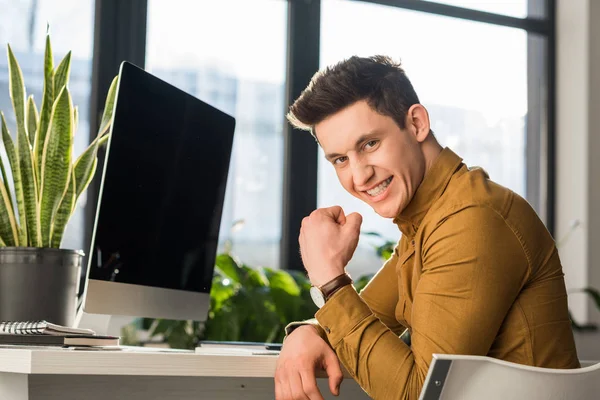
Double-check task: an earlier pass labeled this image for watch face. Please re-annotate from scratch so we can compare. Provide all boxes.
[310,286,325,309]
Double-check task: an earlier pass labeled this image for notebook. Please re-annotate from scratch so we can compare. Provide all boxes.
[0,320,95,336]
[0,334,119,347]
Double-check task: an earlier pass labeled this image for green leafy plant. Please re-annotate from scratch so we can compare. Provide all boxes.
[568,288,600,332]
[0,33,118,248]
[136,253,318,349]
[127,251,376,349]
[363,231,395,260]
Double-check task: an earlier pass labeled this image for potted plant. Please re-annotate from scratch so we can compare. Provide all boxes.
[0,33,118,326]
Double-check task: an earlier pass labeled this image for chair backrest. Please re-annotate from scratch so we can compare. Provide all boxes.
[419,354,600,400]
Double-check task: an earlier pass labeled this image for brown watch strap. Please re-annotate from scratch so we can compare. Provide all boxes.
[320,273,353,300]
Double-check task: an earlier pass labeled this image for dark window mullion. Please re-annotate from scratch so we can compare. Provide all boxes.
[85,0,148,272]
[525,0,555,233]
[281,0,321,271]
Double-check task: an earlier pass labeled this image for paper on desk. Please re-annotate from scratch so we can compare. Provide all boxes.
[194,346,279,356]
[0,344,123,351]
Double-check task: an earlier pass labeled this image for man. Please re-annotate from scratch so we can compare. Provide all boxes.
[274,55,579,400]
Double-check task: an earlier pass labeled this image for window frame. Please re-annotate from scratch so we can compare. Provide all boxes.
[88,0,555,272]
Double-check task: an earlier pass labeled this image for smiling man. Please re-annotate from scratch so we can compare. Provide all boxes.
[274,56,580,400]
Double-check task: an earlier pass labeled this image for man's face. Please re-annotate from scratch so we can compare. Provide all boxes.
[315,100,427,219]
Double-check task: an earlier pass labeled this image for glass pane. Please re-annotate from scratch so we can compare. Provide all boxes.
[427,0,528,18]
[0,0,95,251]
[320,0,528,277]
[146,0,287,269]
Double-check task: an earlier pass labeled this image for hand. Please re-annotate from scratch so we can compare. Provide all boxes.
[275,325,344,400]
[299,206,362,286]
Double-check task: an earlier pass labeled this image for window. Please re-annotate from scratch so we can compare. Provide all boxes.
[428,0,528,18]
[0,0,95,252]
[319,0,528,277]
[146,0,287,269]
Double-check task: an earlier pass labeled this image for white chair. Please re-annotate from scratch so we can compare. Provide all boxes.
[419,354,600,400]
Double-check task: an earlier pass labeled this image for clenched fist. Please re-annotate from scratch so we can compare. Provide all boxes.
[299,206,363,287]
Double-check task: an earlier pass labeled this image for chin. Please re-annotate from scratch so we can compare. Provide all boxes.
[372,198,405,219]
[373,206,399,219]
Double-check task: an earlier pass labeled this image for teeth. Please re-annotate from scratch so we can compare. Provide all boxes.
[367,177,392,196]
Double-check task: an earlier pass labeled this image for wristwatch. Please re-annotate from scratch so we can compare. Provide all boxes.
[310,273,353,309]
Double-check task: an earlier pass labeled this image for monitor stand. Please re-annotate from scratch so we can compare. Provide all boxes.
[74,309,191,353]
[74,308,136,337]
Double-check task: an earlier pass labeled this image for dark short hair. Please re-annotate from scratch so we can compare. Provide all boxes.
[287,55,422,138]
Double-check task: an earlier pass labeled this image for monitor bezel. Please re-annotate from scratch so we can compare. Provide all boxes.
[79,61,234,322]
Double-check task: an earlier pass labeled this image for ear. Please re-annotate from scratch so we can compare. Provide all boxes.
[406,104,431,143]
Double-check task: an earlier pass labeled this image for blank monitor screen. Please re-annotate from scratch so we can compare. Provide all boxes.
[89,62,235,295]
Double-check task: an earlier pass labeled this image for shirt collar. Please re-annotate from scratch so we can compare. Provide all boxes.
[393,147,464,236]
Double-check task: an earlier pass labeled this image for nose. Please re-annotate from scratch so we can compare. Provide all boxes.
[351,158,374,188]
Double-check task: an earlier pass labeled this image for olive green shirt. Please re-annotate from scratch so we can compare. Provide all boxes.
[287,148,579,400]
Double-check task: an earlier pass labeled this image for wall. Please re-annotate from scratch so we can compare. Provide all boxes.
[556,0,600,360]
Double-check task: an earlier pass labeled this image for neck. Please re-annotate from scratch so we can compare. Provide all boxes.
[421,136,443,174]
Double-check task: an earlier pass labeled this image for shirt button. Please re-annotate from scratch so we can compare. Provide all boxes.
[411,240,415,247]
[324,327,331,334]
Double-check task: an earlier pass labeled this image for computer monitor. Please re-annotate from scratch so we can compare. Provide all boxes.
[75,62,235,335]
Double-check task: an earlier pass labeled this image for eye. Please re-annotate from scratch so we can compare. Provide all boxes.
[333,156,348,165]
[364,140,379,150]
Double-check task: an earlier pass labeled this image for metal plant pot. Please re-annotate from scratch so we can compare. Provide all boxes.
[0,247,83,327]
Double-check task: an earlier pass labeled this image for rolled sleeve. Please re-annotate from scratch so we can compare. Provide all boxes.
[284,319,328,342]
[315,285,372,346]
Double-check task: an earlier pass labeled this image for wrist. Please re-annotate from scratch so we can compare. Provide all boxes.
[296,324,319,335]
[310,272,353,309]
[284,324,319,342]
[309,266,346,287]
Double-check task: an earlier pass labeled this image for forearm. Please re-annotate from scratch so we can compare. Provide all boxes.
[316,286,426,400]
[284,249,405,345]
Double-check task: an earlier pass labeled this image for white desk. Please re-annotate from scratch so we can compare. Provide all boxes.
[0,347,370,399]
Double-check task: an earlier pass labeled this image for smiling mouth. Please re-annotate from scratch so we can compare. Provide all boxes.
[366,176,393,197]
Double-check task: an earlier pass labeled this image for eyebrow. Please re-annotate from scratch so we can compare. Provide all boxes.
[324,131,380,161]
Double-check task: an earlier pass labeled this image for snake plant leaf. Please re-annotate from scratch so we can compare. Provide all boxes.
[73,106,78,135]
[72,131,109,203]
[0,131,14,216]
[34,34,54,188]
[0,177,18,246]
[7,49,38,246]
[1,112,26,244]
[72,140,98,203]
[18,126,39,247]
[50,166,75,247]
[98,134,109,147]
[98,76,119,137]
[0,235,5,247]
[0,167,15,245]
[68,74,116,203]
[39,87,73,247]
[7,45,28,140]
[76,156,97,210]
[53,51,71,96]
[27,95,39,147]
[0,156,11,211]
